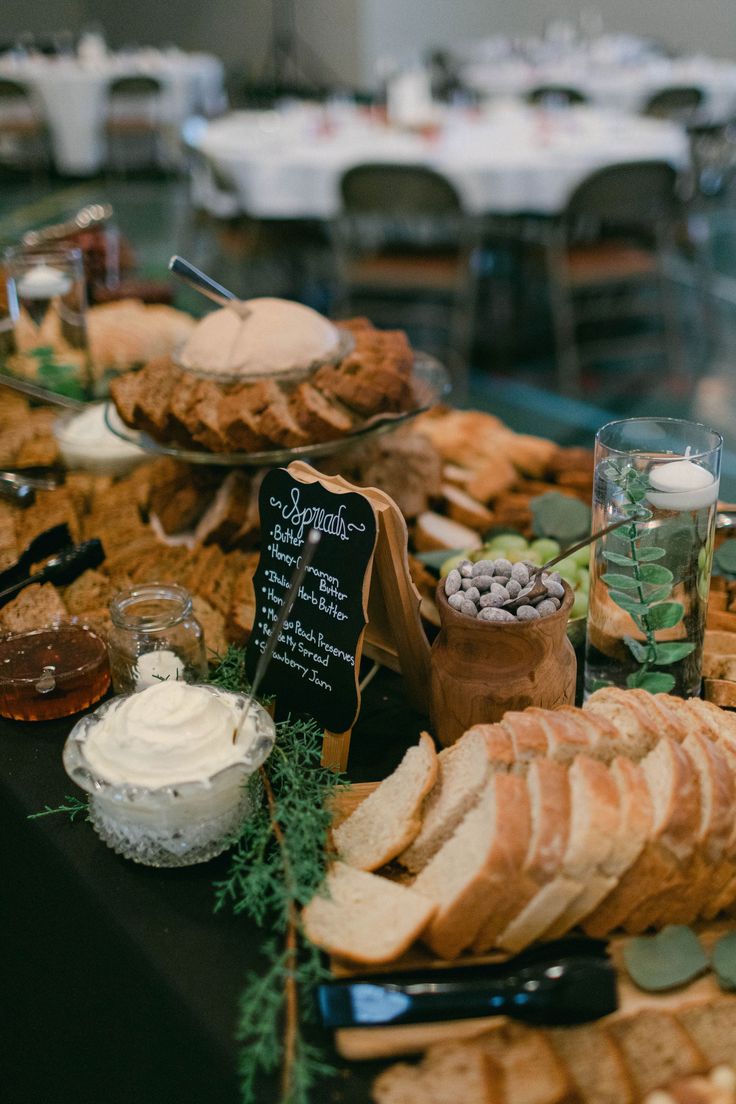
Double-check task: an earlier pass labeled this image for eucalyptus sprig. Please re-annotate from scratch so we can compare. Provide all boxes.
[209,648,348,1104]
[599,461,694,693]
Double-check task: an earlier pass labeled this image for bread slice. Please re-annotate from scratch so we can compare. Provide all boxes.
[475,1022,573,1104]
[333,734,438,871]
[678,999,736,1067]
[301,863,435,964]
[548,1023,635,1104]
[0,582,68,633]
[583,687,662,759]
[193,471,253,548]
[649,732,733,926]
[538,755,621,941]
[372,1042,502,1104]
[656,1067,736,1104]
[583,738,699,938]
[604,1010,707,1096]
[488,757,580,954]
[398,728,495,874]
[290,382,354,443]
[499,710,549,764]
[411,773,530,958]
[375,1042,500,1104]
[413,511,482,553]
[557,703,651,762]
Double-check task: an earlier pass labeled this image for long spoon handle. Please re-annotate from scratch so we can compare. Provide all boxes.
[168,255,238,309]
[534,514,636,577]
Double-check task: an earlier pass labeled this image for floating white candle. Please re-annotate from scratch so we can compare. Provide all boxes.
[647,458,718,512]
[16,263,72,300]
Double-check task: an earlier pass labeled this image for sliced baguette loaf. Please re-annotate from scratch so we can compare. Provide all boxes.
[411,773,530,958]
[583,687,662,759]
[301,863,435,964]
[583,737,699,938]
[332,733,437,871]
[538,754,621,941]
[398,728,494,874]
[488,758,580,954]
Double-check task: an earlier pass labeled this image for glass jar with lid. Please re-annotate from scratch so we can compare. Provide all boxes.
[108,584,207,694]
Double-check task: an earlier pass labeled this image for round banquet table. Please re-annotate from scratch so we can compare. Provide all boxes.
[0,50,226,174]
[191,102,690,221]
[461,53,736,125]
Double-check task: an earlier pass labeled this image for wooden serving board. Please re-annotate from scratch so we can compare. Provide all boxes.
[328,786,736,1062]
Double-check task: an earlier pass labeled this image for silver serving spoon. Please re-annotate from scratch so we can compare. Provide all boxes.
[503,514,636,613]
[168,254,248,313]
[234,528,321,742]
[0,374,86,411]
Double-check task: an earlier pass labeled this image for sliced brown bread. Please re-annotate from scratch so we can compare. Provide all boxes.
[604,1010,707,1096]
[256,399,309,449]
[649,732,733,927]
[475,1022,573,1104]
[333,734,438,871]
[398,728,495,874]
[372,1042,502,1104]
[0,582,67,633]
[654,1066,736,1104]
[678,999,736,1067]
[290,382,354,443]
[412,773,530,958]
[488,757,579,954]
[583,737,699,938]
[548,1023,635,1104]
[193,471,253,547]
[301,863,436,965]
[538,754,621,941]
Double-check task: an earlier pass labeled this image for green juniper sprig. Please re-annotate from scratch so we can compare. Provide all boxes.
[208,648,348,1104]
[599,461,695,693]
[27,794,89,822]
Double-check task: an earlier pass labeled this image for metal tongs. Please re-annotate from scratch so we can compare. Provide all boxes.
[0,531,105,609]
[21,203,113,248]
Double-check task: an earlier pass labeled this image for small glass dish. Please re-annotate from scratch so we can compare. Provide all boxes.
[107,583,207,694]
[62,687,276,867]
[0,621,110,721]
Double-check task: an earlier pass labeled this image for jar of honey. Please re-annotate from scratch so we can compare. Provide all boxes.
[0,622,110,721]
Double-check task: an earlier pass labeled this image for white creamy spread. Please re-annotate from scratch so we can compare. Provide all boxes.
[83,681,252,787]
[55,403,144,471]
[179,296,340,377]
[17,263,72,299]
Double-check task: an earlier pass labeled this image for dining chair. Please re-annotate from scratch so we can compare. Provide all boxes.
[0,77,51,174]
[526,85,588,108]
[538,160,688,395]
[106,74,165,172]
[642,86,705,125]
[332,163,482,399]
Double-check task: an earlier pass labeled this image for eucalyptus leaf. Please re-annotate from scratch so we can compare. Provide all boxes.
[601,573,639,590]
[714,540,736,577]
[623,926,708,992]
[639,564,674,585]
[609,591,649,615]
[640,584,674,604]
[712,932,736,991]
[637,546,667,562]
[651,642,696,665]
[647,601,685,630]
[530,492,591,544]
[627,670,677,692]
[624,637,649,663]
[603,551,635,567]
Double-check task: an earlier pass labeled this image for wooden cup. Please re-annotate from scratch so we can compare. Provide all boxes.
[430,580,577,747]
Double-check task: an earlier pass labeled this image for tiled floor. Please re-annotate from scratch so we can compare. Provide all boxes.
[2,169,736,490]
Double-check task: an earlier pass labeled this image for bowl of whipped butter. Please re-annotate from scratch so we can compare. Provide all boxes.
[63,680,275,866]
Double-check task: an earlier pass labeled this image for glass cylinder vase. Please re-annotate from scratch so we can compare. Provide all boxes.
[584,417,722,699]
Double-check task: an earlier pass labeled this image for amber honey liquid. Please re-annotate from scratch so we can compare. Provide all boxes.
[0,624,110,721]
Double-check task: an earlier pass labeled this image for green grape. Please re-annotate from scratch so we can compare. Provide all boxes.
[572,544,592,569]
[552,556,580,585]
[577,568,590,594]
[571,590,589,619]
[439,552,467,577]
[529,538,561,561]
[486,534,529,553]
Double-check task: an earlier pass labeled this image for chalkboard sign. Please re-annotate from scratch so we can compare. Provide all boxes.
[246,465,379,734]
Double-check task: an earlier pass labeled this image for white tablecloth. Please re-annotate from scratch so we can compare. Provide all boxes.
[192,103,690,220]
[461,53,736,125]
[0,50,226,174]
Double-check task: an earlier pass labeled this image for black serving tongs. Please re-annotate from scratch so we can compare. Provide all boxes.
[317,937,617,1030]
[0,523,72,591]
[0,536,105,609]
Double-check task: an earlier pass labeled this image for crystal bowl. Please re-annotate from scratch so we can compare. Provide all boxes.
[62,686,276,867]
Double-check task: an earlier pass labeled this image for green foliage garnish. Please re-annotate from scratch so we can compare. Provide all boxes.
[27,794,89,822]
[714,539,736,577]
[600,461,696,693]
[712,931,736,991]
[624,925,709,992]
[531,492,591,545]
[208,647,348,1104]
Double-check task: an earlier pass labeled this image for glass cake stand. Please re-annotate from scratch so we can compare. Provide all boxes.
[104,352,450,467]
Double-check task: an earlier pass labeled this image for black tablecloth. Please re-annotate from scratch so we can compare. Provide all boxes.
[2,669,426,1104]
